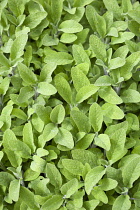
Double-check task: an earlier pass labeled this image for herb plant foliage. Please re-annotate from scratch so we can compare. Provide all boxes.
[0,0,140,209]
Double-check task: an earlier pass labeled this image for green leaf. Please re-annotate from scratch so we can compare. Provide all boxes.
[17,63,37,85]
[38,123,58,147]
[122,0,132,13]
[0,77,10,95]
[54,127,74,149]
[60,33,77,43]
[120,51,140,80]
[99,87,123,104]
[0,172,15,187]
[108,57,126,70]
[51,0,63,24]
[84,199,99,210]
[99,178,118,191]
[72,149,98,168]
[90,35,107,62]
[102,103,124,119]
[94,75,113,86]
[23,122,36,153]
[111,32,135,45]
[94,134,111,151]
[61,178,79,198]
[24,168,40,181]
[44,50,73,65]
[86,5,106,38]
[59,20,83,33]
[45,163,62,189]
[17,86,34,103]
[10,33,28,61]
[20,186,39,210]
[121,89,140,103]
[106,128,127,165]
[31,113,44,133]
[71,67,90,91]
[54,74,72,104]
[11,108,27,120]
[72,44,90,66]
[120,154,140,188]
[41,34,59,46]
[92,186,108,204]
[0,51,10,67]
[74,0,94,7]
[76,84,99,103]
[71,109,91,133]
[103,0,122,19]
[128,10,140,24]
[62,159,84,176]
[41,195,63,210]
[125,113,139,131]
[112,195,131,210]
[3,129,31,159]
[36,148,49,157]
[24,12,47,29]
[30,155,46,173]
[89,103,103,132]
[50,104,65,124]
[9,179,20,202]
[8,0,25,17]
[85,166,106,195]
[37,82,57,96]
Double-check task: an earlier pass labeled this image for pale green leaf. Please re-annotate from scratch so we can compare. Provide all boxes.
[17,63,37,85]
[94,134,111,151]
[90,35,107,62]
[24,12,47,29]
[108,57,126,70]
[71,67,90,91]
[120,154,140,188]
[86,5,106,38]
[72,44,90,66]
[71,109,91,133]
[61,178,79,198]
[106,128,127,165]
[121,89,140,103]
[59,20,83,33]
[45,163,62,189]
[44,50,73,65]
[51,0,63,24]
[9,179,20,202]
[37,82,57,96]
[62,159,84,176]
[41,195,63,210]
[99,86,123,104]
[76,85,99,103]
[92,186,108,204]
[89,103,103,132]
[23,122,36,153]
[38,123,58,147]
[85,166,106,195]
[20,186,39,210]
[0,172,15,187]
[94,75,113,86]
[54,74,72,104]
[54,127,74,149]
[50,104,65,124]
[102,103,124,119]
[10,33,28,61]
[112,195,131,210]
[60,33,77,43]
[99,178,118,191]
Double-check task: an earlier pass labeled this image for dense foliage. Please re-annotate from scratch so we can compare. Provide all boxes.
[0,0,140,209]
